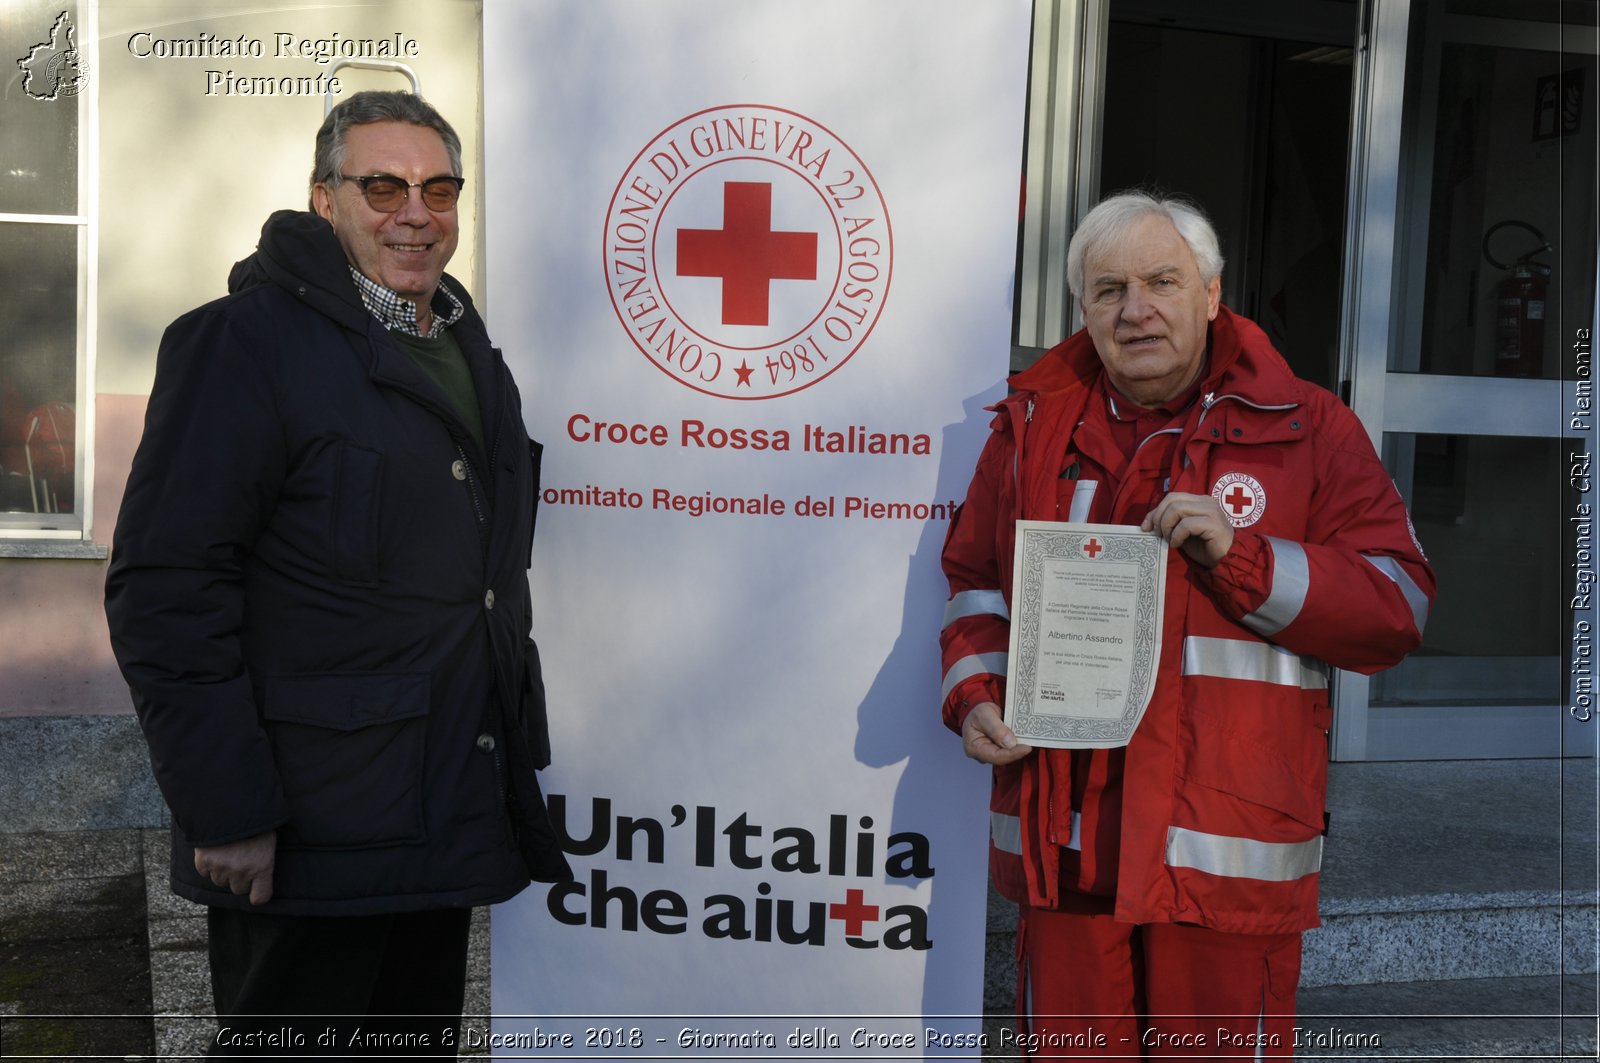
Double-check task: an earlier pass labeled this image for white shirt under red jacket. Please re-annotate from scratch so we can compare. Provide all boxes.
[939,306,1435,934]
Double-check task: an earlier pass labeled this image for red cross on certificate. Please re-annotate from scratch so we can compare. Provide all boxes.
[828,888,881,937]
[1223,485,1254,515]
[677,181,818,326]
[1082,538,1104,558]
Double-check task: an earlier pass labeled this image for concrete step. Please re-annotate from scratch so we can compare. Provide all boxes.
[1296,973,1597,1059]
[1308,758,1596,988]
[1303,889,1596,988]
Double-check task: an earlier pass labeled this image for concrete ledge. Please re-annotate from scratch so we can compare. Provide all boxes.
[0,541,109,560]
[0,715,166,833]
[1303,892,1598,987]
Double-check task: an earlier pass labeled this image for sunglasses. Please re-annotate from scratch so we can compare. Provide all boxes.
[338,173,465,213]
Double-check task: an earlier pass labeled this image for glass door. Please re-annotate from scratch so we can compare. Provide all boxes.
[1337,0,1598,759]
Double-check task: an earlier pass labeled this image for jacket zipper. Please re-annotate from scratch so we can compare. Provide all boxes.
[1196,391,1299,425]
[494,746,508,809]
[457,443,490,538]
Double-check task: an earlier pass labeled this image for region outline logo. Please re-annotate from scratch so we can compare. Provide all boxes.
[16,11,90,101]
[604,104,893,400]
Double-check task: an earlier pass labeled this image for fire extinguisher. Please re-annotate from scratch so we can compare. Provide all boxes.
[1483,219,1553,378]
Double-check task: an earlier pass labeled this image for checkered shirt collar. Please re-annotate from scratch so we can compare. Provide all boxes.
[347,267,464,338]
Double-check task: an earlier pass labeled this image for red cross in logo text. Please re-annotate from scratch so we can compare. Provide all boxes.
[677,182,818,327]
[1082,538,1104,558]
[1223,486,1254,515]
[829,888,881,938]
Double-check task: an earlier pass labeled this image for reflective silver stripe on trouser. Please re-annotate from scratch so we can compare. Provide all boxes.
[1166,825,1323,881]
[942,651,1009,702]
[1067,479,1100,523]
[942,589,1009,630]
[1364,553,1431,635]
[991,810,1078,857]
[1239,536,1309,637]
[1181,636,1329,689]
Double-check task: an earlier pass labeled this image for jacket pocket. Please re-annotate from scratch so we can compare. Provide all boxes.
[329,442,384,586]
[1182,725,1328,832]
[262,672,428,849]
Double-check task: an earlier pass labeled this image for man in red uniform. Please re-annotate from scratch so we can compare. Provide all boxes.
[940,192,1433,1056]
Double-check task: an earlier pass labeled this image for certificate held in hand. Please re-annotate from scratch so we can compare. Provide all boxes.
[1004,521,1167,749]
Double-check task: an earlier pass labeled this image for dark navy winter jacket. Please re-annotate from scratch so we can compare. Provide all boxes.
[105,210,571,915]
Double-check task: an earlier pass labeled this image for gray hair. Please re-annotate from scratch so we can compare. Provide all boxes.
[309,90,463,197]
[1066,191,1224,301]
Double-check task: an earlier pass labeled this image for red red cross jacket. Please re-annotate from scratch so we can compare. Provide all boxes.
[940,307,1434,934]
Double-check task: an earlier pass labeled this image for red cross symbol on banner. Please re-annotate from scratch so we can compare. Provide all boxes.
[1223,485,1255,515]
[1082,538,1104,558]
[676,181,818,326]
[828,888,881,938]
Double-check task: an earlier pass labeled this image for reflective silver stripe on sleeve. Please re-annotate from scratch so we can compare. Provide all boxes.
[942,589,1010,630]
[991,811,1022,855]
[1239,536,1309,637]
[1182,636,1329,689]
[1166,825,1322,882]
[1067,479,1100,523]
[1364,554,1431,635]
[942,651,1009,702]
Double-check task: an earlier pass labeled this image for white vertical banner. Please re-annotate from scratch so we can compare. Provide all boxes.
[483,2,1029,1056]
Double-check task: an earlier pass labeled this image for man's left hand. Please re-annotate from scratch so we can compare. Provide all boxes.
[1142,492,1234,568]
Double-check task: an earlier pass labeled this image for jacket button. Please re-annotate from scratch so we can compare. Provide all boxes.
[484,589,496,610]
[1232,427,1244,438]
[452,460,467,481]
[1290,419,1302,430]
[476,734,496,753]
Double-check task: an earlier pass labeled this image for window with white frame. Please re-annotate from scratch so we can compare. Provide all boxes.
[1,2,93,539]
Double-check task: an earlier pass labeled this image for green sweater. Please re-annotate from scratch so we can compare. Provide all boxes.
[387,327,484,452]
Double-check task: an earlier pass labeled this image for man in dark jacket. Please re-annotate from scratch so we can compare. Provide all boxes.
[105,90,569,1056]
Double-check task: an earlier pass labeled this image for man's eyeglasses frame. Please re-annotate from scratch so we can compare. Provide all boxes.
[337,173,465,213]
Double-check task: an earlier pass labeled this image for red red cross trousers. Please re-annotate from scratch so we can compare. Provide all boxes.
[829,888,881,938]
[676,181,818,326]
[1082,537,1104,558]
[1223,484,1255,516]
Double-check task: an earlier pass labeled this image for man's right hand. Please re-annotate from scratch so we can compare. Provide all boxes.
[960,701,1034,766]
[194,830,277,906]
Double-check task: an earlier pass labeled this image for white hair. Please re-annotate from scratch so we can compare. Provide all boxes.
[1066,191,1225,300]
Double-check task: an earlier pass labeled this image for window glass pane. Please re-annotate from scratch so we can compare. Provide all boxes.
[0,224,78,517]
[1391,4,1598,378]
[0,2,82,215]
[1372,432,1562,707]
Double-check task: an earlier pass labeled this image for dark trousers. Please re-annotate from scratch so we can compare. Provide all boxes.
[206,906,472,1060]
